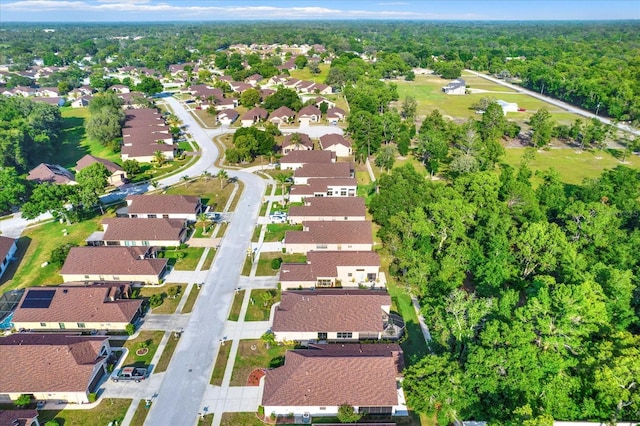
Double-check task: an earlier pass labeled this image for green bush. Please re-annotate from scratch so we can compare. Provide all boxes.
[88,392,97,403]
[337,404,362,423]
[125,323,135,336]
[45,421,60,426]
[271,257,283,269]
[149,293,165,308]
[49,243,78,267]
[15,394,30,408]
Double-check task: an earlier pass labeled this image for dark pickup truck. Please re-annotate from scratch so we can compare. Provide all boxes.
[111,367,147,383]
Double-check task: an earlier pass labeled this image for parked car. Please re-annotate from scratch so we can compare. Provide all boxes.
[111,366,147,383]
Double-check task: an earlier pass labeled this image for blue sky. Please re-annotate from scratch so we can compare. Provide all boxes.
[1,0,638,22]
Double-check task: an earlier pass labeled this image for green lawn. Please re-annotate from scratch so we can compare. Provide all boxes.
[202,248,217,269]
[38,398,131,426]
[158,247,204,271]
[393,73,583,125]
[220,412,264,426]
[140,284,185,314]
[181,284,200,314]
[241,256,252,276]
[502,148,640,185]
[210,342,232,386]
[263,223,302,243]
[154,332,180,373]
[228,290,245,321]
[289,63,330,82]
[199,413,214,425]
[58,107,121,168]
[164,176,237,212]
[245,289,280,321]
[122,330,165,367]
[130,400,151,426]
[0,217,104,294]
[230,339,293,386]
[254,252,307,276]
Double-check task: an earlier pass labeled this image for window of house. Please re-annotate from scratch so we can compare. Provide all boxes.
[163,214,169,219]
[77,323,85,328]
[84,275,90,279]
[143,241,150,246]
[59,323,65,329]
[113,276,119,280]
[40,322,46,327]
[348,273,352,277]
[317,332,327,340]
[340,190,347,196]
[337,332,352,339]
[148,214,157,219]
[316,244,328,249]
[317,279,332,287]
[320,407,326,411]
[327,191,333,196]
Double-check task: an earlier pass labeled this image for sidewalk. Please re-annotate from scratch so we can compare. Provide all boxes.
[249,184,277,277]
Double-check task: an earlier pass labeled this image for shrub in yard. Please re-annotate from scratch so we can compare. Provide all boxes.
[45,421,60,426]
[257,406,265,416]
[15,394,30,408]
[125,323,135,336]
[149,293,165,308]
[88,392,97,403]
[337,404,362,423]
[167,286,180,298]
[49,243,78,267]
[270,257,283,270]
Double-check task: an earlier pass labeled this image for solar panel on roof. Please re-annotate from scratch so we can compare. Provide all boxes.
[20,289,55,309]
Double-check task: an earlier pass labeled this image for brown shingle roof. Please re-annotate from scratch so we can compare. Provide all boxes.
[270,106,295,119]
[0,409,38,426]
[298,104,321,117]
[285,221,373,245]
[75,154,123,174]
[12,285,142,324]
[281,251,379,282]
[0,334,108,394]
[102,218,186,242]
[26,163,75,184]
[282,133,312,149]
[320,133,352,148]
[294,162,352,179]
[0,236,16,263]
[281,150,334,165]
[289,197,365,219]
[126,194,201,215]
[273,290,390,333]
[59,246,167,277]
[263,344,402,407]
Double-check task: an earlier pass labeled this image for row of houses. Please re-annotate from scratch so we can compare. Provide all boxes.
[120,108,176,163]
[259,147,407,418]
[26,154,127,187]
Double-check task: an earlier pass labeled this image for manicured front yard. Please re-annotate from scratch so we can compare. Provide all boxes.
[140,284,185,314]
[122,330,165,367]
[230,339,294,386]
[38,398,131,426]
[158,246,204,271]
[220,412,263,426]
[254,252,307,276]
[245,289,280,321]
[210,341,232,386]
[263,223,302,243]
[164,177,237,213]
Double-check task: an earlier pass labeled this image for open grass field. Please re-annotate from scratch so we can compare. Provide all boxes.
[0,216,105,294]
[289,63,330,82]
[502,148,640,185]
[58,107,122,168]
[38,398,131,426]
[230,339,294,386]
[392,72,581,125]
[210,341,232,386]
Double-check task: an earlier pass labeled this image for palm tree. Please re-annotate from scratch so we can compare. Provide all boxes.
[274,173,289,204]
[290,132,302,151]
[202,170,212,182]
[197,212,209,235]
[153,150,166,167]
[216,169,229,189]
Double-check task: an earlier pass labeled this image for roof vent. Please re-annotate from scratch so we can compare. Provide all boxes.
[63,289,68,293]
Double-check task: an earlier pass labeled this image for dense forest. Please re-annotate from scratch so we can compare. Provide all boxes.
[369,162,640,424]
[1,21,638,122]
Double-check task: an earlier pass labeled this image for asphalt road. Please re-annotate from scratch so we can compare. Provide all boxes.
[466,70,639,136]
[144,99,266,426]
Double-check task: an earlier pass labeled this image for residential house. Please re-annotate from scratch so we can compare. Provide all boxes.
[282,133,313,154]
[229,81,252,93]
[109,84,130,94]
[319,134,352,157]
[442,78,466,95]
[293,162,353,185]
[87,217,188,247]
[71,95,91,108]
[313,96,336,109]
[289,177,357,203]
[0,334,112,404]
[269,106,295,126]
[0,409,39,426]
[11,284,143,332]
[120,108,175,163]
[122,194,204,222]
[245,73,263,86]
[280,251,380,289]
[284,221,373,253]
[326,107,345,125]
[217,109,239,125]
[497,99,519,115]
[298,104,322,125]
[35,87,59,97]
[213,98,238,111]
[59,246,168,284]
[272,290,391,341]
[280,150,335,170]
[26,163,75,185]
[0,236,17,280]
[240,107,268,127]
[260,88,276,100]
[288,197,366,224]
[262,344,406,418]
[75,154,127,186]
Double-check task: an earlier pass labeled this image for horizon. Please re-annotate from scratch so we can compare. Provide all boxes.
[1,0,638,23]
